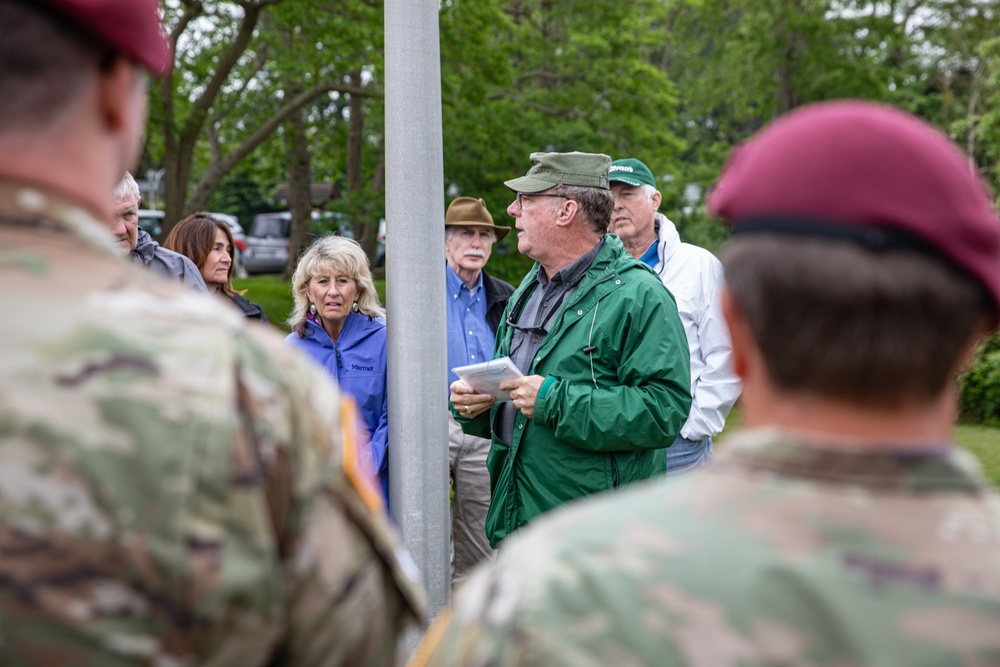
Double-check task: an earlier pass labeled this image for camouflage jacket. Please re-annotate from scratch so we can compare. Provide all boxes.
[413,428,1000,666]
[0,181,425,666]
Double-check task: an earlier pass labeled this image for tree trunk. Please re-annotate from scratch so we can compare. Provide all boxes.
[284,98,313,281]
[346,69,378,263]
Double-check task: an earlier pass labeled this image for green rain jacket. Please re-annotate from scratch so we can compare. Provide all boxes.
[457,235,691,547]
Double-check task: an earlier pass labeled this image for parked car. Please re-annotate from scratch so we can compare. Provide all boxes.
[242,212,291,275]
[137,209,165,239]
[242,211,353,275]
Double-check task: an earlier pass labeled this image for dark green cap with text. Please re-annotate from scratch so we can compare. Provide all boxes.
[505,152,611,192]
[609,158,656,188]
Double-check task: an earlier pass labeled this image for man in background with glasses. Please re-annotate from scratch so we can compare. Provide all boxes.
[449,151,692,549]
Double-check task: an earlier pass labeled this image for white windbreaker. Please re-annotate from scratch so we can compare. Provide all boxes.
[652,212,742,440]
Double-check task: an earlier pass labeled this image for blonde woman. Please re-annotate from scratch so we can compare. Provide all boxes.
[285,236,389,507]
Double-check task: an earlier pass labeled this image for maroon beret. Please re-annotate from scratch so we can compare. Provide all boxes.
[38,0,171,76]
[708,100,1000,314]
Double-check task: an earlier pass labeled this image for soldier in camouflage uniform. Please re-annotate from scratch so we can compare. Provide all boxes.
[412,102,1000,666]
[0,1,424,664]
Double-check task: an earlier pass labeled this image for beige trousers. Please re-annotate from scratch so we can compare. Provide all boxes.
[448,411,496,584]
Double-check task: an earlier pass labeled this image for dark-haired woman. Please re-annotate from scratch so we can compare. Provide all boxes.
[164,213,267,321]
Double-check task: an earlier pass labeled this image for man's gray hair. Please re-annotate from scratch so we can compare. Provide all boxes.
[642,184,658,200]
[114,171,140,203]
[550,185,615,234]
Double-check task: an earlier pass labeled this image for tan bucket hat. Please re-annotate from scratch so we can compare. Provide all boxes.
[445,197,510,241]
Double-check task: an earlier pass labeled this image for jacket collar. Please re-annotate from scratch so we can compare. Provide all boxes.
[716,428,987,492]
[130,228,159,264]
[654,211,681,270]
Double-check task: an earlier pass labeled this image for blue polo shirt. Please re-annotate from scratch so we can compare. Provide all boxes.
[446,264,495,386]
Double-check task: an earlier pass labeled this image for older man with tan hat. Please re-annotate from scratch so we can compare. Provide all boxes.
[449,152,691,548]
[444,196,515,583]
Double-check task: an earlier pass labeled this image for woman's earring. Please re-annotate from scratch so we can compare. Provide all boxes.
[352,301,359,312]
[310,303,317,315]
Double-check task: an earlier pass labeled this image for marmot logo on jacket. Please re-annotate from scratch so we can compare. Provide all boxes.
[352,363,374,372]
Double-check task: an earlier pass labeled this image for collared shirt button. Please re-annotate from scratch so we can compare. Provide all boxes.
[615,279,621,285]
[468,330,473,335]
[577,310,583,315]
[518,423,523,429]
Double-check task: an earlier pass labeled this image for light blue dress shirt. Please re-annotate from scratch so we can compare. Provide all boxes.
[446,264,496,387]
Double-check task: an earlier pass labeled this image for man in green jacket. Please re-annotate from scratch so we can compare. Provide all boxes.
[450,151,691,548]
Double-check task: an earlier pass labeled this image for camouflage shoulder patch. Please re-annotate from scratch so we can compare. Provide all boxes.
[406,608,453,667]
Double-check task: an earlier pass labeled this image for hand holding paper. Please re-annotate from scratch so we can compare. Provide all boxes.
[452,356,523,401]
[450,379,496,419]
[500,374,545,420]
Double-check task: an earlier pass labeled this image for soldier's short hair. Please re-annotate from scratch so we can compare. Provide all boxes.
[722,236,993,407]
[0,1,106,132]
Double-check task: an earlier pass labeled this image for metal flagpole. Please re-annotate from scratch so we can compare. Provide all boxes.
[384,0,450,657]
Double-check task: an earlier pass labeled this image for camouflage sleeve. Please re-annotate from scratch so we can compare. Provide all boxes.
[409,558,530,667]
[231,326,425,666]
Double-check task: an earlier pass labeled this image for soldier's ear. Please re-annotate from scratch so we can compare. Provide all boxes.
[721,286,749,380]
[96,57,148,173]
[96,57,134,132]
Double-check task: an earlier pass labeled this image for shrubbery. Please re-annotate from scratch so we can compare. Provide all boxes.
[959,331,1000,426]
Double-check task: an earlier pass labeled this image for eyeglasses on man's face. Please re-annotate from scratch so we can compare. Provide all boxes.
[515,192,570,211]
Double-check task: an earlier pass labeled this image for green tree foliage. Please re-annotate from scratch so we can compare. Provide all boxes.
[960,332,1000,426]
[150,0,381,236]
[438,0,682,276]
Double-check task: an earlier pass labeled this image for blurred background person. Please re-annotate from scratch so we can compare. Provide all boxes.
[287,236,390,507]
[165,211,267,321]
[112,171,206,291]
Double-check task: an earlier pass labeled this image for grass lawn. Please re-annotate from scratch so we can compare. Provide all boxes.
[956,423,1000,487]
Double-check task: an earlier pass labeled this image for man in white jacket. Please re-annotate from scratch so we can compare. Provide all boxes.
[609,158,741,472]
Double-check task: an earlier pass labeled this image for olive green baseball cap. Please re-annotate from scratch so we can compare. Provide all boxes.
[609,158,656,188]
[504,151,611,193]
